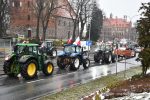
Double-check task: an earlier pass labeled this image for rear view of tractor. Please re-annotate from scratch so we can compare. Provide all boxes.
[94,44,116,64]
[3,43,54,80]
[39,41,57,58]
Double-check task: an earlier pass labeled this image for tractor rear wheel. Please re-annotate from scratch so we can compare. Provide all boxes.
[3,61,15,77]
[57,57,65,69]
[94,52,101,63]
[71,57,80,70]
[43,62,54,76]
[21,60,37,80]
[83,58,90,69]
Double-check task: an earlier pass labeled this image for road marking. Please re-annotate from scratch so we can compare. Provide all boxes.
[27,78,45,84]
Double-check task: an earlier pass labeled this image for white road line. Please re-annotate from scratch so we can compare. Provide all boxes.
[27,78,45,84]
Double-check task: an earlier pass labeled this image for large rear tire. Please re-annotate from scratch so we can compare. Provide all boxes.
[21,60,37,80]
[83,58,90,69]
[71,57,80,71]
[94,52,101,63]
[43,62,54,76]
[57,57,65,69]
[3,61,15,77]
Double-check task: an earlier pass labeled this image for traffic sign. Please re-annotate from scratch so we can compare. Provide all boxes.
[86,41,92,46]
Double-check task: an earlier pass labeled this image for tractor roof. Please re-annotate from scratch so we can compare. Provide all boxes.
[16,43,39,46]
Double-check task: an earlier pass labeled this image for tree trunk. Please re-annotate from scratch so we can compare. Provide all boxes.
[36,16,40,41]
[79,22,85,39]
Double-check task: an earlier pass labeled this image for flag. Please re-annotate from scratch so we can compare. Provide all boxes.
[67,35,73,44]
[73,36,80,46]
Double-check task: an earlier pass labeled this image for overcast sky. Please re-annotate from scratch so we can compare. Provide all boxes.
[97,0,149,22]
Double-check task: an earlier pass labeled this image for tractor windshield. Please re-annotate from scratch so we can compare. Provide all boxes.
[95,44,111,51]
[64,46,75,53]
[14,46,38,55]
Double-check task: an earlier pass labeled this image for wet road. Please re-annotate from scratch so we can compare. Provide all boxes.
[0,56,141,100]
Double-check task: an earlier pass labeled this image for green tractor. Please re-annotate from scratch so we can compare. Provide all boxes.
[3,43,54,80]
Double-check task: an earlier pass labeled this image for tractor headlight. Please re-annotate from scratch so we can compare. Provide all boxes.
[5,56,9,61]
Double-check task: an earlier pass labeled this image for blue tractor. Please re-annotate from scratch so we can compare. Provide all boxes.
[57,44,90,70]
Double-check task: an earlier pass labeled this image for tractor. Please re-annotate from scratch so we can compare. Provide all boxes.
[39,41,57,58]
[57,44,90,70]
[94,43,116,64]
[3,43,54,80]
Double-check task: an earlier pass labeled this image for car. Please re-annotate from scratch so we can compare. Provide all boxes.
[39,41,57,57]
[57,44,90,70]
[94,43,116,64]
[3,43,54,80]
[134,46,142,53]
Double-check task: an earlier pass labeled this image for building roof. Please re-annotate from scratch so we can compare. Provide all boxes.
[103,18,131,28]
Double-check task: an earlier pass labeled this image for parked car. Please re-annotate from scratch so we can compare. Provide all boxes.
[57,44,90,70]
[134,46,142,53]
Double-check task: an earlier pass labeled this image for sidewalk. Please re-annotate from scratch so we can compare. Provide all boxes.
[39,66,142,100]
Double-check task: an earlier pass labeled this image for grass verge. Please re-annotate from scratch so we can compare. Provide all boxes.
[39,66,142,100]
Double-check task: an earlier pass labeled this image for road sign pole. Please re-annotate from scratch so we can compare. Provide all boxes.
[124,56,127,78]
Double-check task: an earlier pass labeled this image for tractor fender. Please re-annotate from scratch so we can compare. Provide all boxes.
[5,54,16,61]
[44,60,53,65]
[19,55,37,63]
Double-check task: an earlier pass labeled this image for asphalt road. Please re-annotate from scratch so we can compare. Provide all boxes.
[0,56,141,100]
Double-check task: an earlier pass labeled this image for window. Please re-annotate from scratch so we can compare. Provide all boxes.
[28,1,30,7]
[68,22,70,27]
[20,1,22,7]
[58,20,61,25]
[12,2,14,7]
[27,15,30,20]
[64,21,66,26]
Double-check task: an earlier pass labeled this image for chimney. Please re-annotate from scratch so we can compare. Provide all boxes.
[110,13,113,19]
[124,15,127,21]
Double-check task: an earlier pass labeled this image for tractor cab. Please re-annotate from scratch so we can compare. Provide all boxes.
[13,43,39,56]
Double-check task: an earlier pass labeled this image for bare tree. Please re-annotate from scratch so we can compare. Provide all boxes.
[33,0,67,41]
[0,0,9,38]
[68,0,93,40]
[32,0,44,41]
[79,0,91,39]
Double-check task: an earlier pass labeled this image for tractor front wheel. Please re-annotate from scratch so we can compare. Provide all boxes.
[43,62,54,76]
[21,60,37,80]
[71,57,80,70]
[83,58,90,69]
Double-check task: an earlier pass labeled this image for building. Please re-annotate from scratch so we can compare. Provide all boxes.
[100,14,132,42]
[9,0,77,40]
